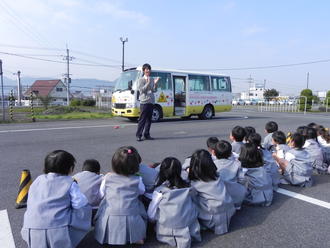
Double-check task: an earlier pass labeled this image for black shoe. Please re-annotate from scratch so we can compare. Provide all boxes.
[136,137,143,142]
[144,136,154,140]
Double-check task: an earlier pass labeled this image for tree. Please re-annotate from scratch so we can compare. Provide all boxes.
[263,89,279,99]
[299,89,313,111]
[326,90,330,106]
[37,95,53,109]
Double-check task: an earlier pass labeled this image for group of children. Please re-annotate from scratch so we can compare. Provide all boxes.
[21,121,330,248]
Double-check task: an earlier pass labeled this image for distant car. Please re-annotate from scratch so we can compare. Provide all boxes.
[244,99,252,105]
[268,100,275,105]
[232,99,245,105]
[256,99,265,104]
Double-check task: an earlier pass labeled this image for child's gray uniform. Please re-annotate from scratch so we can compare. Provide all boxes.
[94,174,147,245]
[231,141,244,155]
[282,148,313,187]
[262,133,273,151]
[213,158,246,209]
[154,184,201,248]
[74,171,103,207]
[241,167,273,206]
[191,177,236,235]
[139,164,159,195]
[21,174,92,248]
[304,139,328,173]
[261,149,280,190]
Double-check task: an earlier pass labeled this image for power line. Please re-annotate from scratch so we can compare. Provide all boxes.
[180,58,330,71]
[0,0,60,50]
[0,44,63,51]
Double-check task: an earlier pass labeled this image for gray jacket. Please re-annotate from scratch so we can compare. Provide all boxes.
[138,77,157,104]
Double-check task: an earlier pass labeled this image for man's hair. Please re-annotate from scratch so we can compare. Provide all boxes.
[265,121,278,133]
[142,63,151,72]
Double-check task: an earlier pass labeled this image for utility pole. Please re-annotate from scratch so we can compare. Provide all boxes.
[248,75,253,99]
[63,45,74,106]
[0,59,5,121]
[13,70,22,106]
[120,37,128,71]
[306,72,309,89]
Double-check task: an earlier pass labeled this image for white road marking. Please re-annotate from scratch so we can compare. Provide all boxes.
[276,188,330,209]
[0,209,15,248]
[0,123,137,134]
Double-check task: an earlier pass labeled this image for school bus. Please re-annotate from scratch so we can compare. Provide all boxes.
[111,67,232,121]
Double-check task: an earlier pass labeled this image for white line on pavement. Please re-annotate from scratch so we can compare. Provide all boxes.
[276,188,330,209]
[0,209,15,248]
[0,124,137,134]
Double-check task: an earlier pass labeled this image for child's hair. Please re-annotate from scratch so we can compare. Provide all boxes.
[317,125,330,143]
[305,127,317,140]
[272,131,287,144]
[307,122,317,129]
[246,132,263,148]
[238,143,264,168]
[291,133,304,149]
[82,159,101,174]
[112,146,140,176]
[188,149,218,182]
[155,157,189,189]
[265,121,278,133]
[214,140,232,159]
[231,126,246,142]
[296,126,308,136]
[244,126,256,139]
[206,136,219,150]
[44,150,76,175]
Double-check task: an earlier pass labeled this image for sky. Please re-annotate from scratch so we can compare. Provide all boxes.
[0,0,330,95]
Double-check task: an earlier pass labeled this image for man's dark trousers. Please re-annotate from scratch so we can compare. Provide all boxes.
[136,103,154,138]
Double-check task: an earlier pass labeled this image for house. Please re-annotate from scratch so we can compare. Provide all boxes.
[24,79,69,106]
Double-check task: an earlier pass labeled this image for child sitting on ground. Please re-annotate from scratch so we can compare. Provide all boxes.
[272,131,290,159]
[148,157,201,248]
[246,133,280,190]
[262,121,278,151]
[213,140,246,209]
[239,143,273,206]
[94,146,147,245]
[244,126,256,143]
[206,136,219,160]
[303,127,327,174]
[74,159,103,209]
[273,133,313,187]
[21,150,92,248]
[230,126,246,156]
[189,149,236,235]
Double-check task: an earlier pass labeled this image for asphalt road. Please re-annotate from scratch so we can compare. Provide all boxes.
[1,109,330,248]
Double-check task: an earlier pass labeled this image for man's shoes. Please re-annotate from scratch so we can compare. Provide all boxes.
[144,136,154,140]
[136,137,143,142]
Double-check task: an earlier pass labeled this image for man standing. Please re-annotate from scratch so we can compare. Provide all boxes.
[136,63,159,141]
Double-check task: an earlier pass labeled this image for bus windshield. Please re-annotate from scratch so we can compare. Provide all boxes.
[114,70,139,91]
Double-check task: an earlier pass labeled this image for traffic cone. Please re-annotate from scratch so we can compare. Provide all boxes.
[15,170,32,209]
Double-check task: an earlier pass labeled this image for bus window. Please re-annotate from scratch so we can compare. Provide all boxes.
[211,76,231,92]
[188,75,210,91]
[150,72,172,90]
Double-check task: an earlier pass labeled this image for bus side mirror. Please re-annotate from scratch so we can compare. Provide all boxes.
[131,90,135,94]
[128,80,132,90]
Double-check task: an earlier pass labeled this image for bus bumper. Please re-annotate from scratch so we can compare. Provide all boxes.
[111,107,140,117]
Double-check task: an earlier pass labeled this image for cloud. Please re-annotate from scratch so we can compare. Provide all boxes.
[223,1,237,12]
[96,1,150,24]
[243,25,266,35]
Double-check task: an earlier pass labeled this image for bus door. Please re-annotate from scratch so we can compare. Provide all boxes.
[172,75,186,116]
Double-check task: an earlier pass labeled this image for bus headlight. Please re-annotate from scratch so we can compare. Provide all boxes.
[126,103,136,108]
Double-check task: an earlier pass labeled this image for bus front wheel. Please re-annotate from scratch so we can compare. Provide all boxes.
[198,105,213,120]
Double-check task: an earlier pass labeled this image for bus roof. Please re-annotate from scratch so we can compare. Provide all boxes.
[125,66,229,77]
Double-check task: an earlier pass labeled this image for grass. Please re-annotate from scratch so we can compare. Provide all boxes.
[35,112,113,120]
